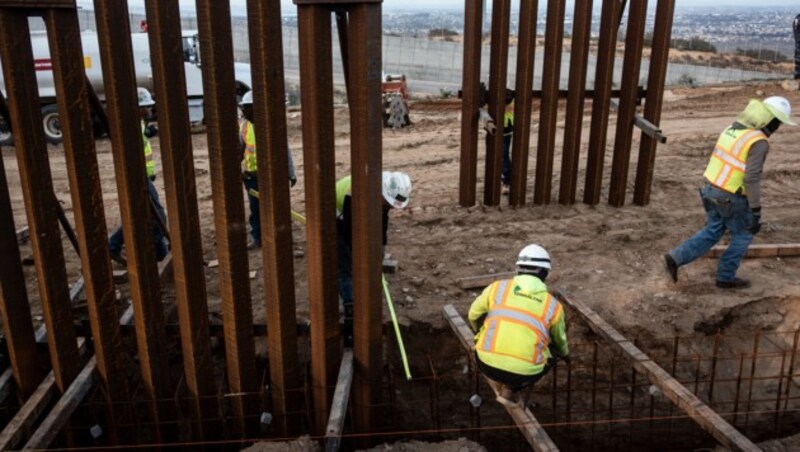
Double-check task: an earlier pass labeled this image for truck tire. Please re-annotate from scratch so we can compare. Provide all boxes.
[0,115,12,147]
[41,104,63,144]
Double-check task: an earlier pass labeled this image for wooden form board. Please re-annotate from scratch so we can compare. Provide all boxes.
[324,349,354,452]
[554,291,759,452]
[442,304,559,451]
[705,243,800,259]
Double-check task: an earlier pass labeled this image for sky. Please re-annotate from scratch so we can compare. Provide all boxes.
[76,0,800,14]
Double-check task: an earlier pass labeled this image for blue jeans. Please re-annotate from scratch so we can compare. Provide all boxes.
[109,179,168,261]
[668,184,755,282]
[242,173,260,243]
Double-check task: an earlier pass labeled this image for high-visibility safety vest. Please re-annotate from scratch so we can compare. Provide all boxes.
[703,127,766,194]
[240,120,257,172]
[503,101,514,135]
[142,120,155,178]
[335,176,352,218]
[469,275,568,376]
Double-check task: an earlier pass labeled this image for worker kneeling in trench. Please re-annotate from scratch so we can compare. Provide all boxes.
[468,244,570,407]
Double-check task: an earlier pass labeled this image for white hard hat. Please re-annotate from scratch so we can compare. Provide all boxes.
[137,87,155,107]
[762,96,797,126]
[516,244,551,271]
[382,171,411,209]
[239,90,254,106]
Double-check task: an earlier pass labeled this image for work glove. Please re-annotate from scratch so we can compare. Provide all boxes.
[241,172,252,183]
[290,176,297,188]
[748,207,761,235]
[484,120,497,135]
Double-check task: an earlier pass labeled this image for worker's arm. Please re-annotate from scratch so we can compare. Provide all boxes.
[479,108,496,135]
[238,122,246,162]
[744,139,769,210]
[467,283,494,332]
[548,302,569,358]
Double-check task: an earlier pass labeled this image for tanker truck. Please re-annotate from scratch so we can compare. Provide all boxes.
[0,29,253,146]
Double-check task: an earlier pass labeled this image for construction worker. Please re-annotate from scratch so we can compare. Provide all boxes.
[468,244,569,406]
[336,171,412,347]
[238,90,297,250]
[480,87,515,192]
[664,96,796,289]
[109,87,168,264]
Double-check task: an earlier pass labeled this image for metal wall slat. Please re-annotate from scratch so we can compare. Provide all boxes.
[44,8,132,441]
[609,0,648,207]
[583,0,622,205]
[246,0,302,436]
[0,133,42,401]
[91,0,173,441]
[634,0,676,206]
[533,0,566,205]
[458,0,483,207]
[297,4,341,436]
[348,3,384,435]
[143,0,219,440]
[484,0,511,206]
[0,8,80,393]
[558,0,593,205]
[508,0,538,207]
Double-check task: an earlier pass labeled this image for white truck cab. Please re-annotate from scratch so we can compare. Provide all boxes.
[0,29,252,145]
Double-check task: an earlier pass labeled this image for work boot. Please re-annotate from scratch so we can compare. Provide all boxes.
[343,302,354,348]
[716,277,750,289]
[664,253,679,283]
[495,384,520,407]
[110,250,127,266]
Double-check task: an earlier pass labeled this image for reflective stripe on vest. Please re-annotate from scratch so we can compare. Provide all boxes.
[142,121,154,178]
[479,280,552,365]
[703,128,765,194]
[240,120,257,172]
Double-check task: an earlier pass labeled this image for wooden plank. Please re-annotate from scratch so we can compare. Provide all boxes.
[554,291,760,452]
[324,349,354,452]
[93,1,172,441]
[442,305,559,452]
[348,3,385,436]
[0,8,81,393]
[457,272,515,290]
[144,0,218,440]
[246,0,301,436]
[705,243,800,259]
[23,356,96,450]
[45,10,132,440]
[297,3,341,436]
[533,0,566,206]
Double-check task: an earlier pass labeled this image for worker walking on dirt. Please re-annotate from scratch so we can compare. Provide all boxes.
[238,90,297,250]
[336,171,412,347]
[468,244,570,407]
[109,87,168,264]
[664,96,796,289]
[480,88,515,192]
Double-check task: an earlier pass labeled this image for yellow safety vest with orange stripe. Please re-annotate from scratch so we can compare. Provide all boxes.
[703,127,766,194]
[240,119,257,172]
[142,120,155,178]
[468,275,569,376]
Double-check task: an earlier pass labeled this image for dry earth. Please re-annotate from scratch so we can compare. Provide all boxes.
[3,80,800,343]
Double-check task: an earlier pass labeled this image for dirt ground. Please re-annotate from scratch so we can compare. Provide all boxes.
[3,80,800,344]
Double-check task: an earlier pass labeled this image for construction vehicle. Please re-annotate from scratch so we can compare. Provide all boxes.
[0,29,253,146]
[382,74,410,129]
